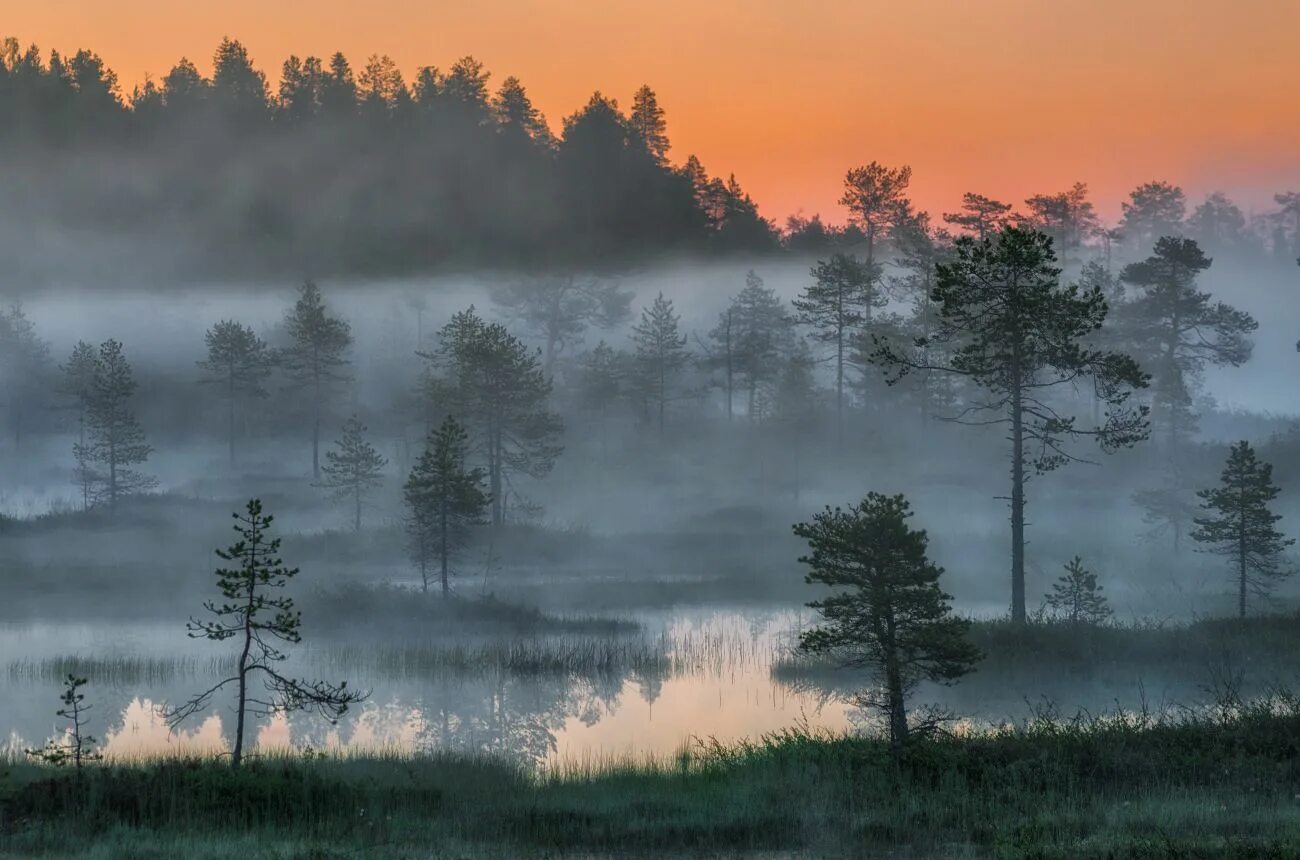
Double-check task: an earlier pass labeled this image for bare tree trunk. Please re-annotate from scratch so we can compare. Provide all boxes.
[1010,383,1026,625]
[884,612,907,750]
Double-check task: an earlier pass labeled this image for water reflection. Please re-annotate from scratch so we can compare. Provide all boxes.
[6,611,858,767]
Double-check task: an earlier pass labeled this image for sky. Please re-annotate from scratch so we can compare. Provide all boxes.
[7,0,1299,225]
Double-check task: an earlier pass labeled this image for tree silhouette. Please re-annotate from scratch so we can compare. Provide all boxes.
[162,499,365,769]
[631,293,690,433]
[870,228,1149,623]
[839,162,913,264]
[424,308,561,524]
[198,320,272,464]
[1119,237,1255,456]
[79,339,156,512]
[793,254,882,442]
[404,416,490,595]
[317,415,387,531]
[26,675,101,770]
[0,303,53,450]
[1191,441,1294,618]
[796,493,979,749]
[1044,557,1112,625]
[281,281,352,479]
[942,192,1012,241]
[1120,180,1186,250]
[489,274,632,374]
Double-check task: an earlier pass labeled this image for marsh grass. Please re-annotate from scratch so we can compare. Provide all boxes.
[319,624,776,682]
[5,697,1300,857]
[6,655,234,686]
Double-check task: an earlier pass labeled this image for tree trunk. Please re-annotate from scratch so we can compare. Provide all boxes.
[440,500,450,597]
[489,421,503,525]
[884,611,907,750]
[835,320,844,449]
[1010,383,1026,624]
[354,483,362,532]
[1238,498,1248,619]
[312,371,322,480]
[228,368,237,466]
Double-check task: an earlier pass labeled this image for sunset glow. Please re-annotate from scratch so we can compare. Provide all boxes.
[8,0,1298,223]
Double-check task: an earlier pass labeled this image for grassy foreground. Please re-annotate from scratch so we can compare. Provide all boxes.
[4,697,1300,858]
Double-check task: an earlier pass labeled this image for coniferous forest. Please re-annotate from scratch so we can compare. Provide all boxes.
[3,30,1300,859]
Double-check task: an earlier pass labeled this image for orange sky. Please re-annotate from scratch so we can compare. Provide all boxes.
[7,0,1299,224]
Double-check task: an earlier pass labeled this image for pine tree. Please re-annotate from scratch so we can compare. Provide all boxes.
[404,416,490,595]
[575,341,623,450]
[0,302,53,450]
[631,293,689,433]
[1044,557,1112,624]
[281,281,352,479]
[794,253,883,441]
[796,493,980,749]
[1019,182,1099,269]
[162,499,364,769]
[1120,181,1187,250]
[1118,237,1255,457]
[1191,441,1294,618]
[60,341,98,511]
[0,302,53,452]
[198,320,272,464]
[942,192,1012,241]
[26,675,100,769]
[839,162,913,264]
[317,415,387,531]
[80,339,156,511]
[870,228,1149,623]
[488,274,632,374]
[423,308,561,524]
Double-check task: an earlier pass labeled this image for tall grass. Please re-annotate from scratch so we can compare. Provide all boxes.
[5,696,1300,857]
[6,655,234,686]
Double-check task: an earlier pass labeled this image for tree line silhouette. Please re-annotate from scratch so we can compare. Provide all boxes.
[3,36,1300,280]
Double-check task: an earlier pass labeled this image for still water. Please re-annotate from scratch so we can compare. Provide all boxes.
[2,610,859,768]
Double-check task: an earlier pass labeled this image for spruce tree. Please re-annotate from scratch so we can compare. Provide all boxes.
[1191,441,1294,618]
[162,499,364,769]
[404,416,490,595]
[725,271,791,421]
[628,84,669,163]
[870,227,1149,623]
[80,339,156,512]
[317,415,387,531]
[1044,557,1112,625]
[281,281,352,479]
[198,319,272,464]
[796,493,980,749]
[631,293,689,433]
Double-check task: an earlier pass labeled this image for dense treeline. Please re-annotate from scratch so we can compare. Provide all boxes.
[0,36,777,278]
[4,36,1300,281]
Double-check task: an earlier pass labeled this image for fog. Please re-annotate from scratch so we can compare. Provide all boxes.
[2,229,1299,769]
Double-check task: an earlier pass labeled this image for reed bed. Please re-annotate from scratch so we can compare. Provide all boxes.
[6,654,235,686]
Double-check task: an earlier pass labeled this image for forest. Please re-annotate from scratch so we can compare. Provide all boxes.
[3,33,1300,860]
